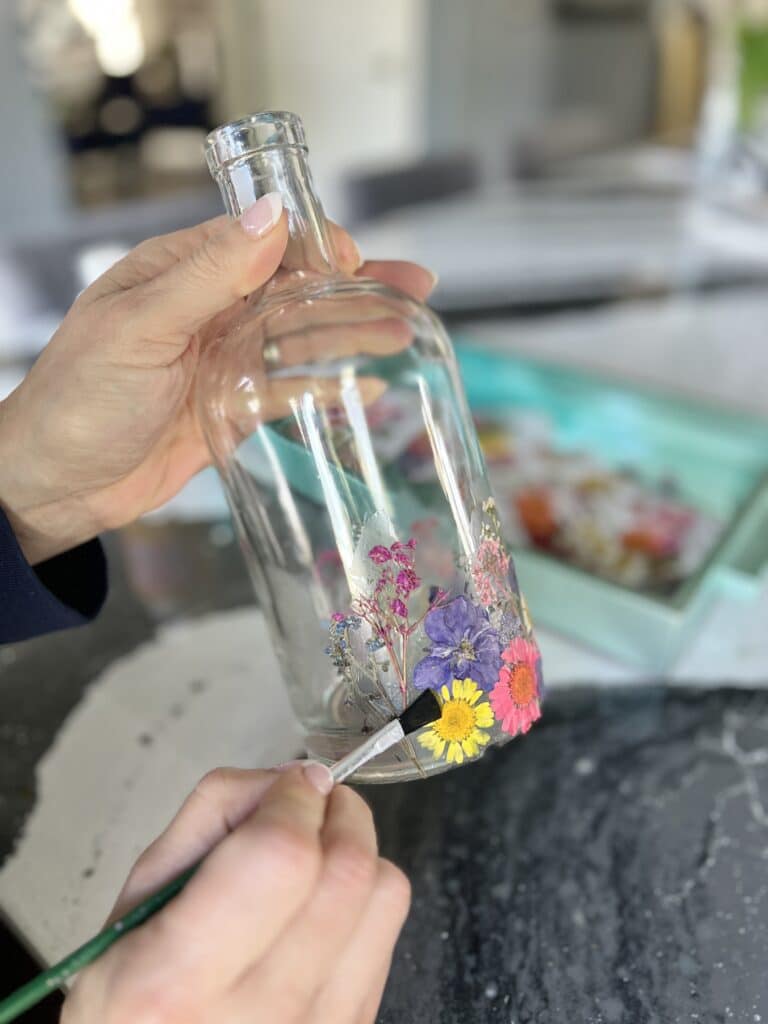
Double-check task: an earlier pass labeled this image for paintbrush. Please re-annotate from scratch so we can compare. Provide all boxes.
[0,689,442,1023]
[330,688,441,782]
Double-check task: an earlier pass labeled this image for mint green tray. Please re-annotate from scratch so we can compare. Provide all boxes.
[456,344,768,671]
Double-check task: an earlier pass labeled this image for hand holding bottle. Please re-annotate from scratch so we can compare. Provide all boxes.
[0,198,435,565]
[62,765,410,1024]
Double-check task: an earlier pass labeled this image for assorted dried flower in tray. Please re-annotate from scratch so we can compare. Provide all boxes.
[399,408,721,593]
[473,415,722,592]
[301,396,721,594]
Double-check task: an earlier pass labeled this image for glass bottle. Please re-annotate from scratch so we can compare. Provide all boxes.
[198,111,542,782]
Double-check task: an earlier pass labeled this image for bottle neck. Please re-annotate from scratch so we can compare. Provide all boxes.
[214,147,339,276]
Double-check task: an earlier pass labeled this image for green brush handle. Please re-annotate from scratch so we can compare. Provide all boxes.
[0,863,199,1023]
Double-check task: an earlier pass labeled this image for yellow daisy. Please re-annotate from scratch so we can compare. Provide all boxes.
[418,678,495,765]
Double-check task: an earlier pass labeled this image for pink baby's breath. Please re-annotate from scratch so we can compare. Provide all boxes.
[392,538,417,551]
[395,567,420,594]
[472,538,511,607]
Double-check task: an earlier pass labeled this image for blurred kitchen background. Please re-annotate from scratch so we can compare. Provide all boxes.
[2,0,768,676]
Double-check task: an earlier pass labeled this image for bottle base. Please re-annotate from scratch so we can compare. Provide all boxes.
[304,725,509,784]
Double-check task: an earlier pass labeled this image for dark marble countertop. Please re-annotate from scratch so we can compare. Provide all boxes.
[1,523,767,1023]
[367,686,768,1024]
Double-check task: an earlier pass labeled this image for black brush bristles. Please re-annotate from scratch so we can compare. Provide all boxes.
[398,690,442,736]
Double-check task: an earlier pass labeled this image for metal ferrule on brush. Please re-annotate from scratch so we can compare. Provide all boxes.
[330,719,406,784]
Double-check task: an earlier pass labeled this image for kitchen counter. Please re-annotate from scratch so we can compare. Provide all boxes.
[368,683,768,1023]
[356,187,768,314]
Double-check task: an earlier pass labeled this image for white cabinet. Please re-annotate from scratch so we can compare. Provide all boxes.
[217,0,427,217]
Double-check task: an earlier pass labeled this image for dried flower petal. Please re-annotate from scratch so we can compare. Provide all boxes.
[395,567,421,594]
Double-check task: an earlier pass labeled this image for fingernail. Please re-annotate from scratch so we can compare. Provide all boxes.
[427,269,440,290]
[303,761,334,795]
[241,192,283,237]
[274,759,335,796]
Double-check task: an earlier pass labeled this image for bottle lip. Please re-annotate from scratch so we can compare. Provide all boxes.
[205,111,307,175]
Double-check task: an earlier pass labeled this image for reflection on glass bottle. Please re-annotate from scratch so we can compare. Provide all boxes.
[197,111,542,782]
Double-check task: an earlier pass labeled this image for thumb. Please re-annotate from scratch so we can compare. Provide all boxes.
[128,193,288,349]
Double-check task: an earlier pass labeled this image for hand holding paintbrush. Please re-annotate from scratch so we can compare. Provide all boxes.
[0,692,440,1023]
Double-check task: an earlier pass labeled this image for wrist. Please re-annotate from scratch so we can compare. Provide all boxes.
[0,499,95,565]
[0,398,96,565]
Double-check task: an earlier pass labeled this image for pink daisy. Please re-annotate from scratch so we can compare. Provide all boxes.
[490,637,542,736]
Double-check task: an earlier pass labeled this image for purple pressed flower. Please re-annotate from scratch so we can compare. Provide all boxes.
[391,598,409,618]
[413,595,502,692]
[369,545,392,564]
[395,567,420,595]
[331,612,345,623]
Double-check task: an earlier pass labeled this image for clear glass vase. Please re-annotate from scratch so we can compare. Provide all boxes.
[197,111,542,782]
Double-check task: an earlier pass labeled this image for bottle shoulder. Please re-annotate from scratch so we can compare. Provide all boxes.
[250,272,434,320]
[204,272,447,355]
[195,272,456,420]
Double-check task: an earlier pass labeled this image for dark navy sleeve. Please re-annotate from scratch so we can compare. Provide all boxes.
[0,508,107,643]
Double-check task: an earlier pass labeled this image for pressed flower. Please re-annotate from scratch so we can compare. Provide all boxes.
[498,610,525,645]
[490,637,542,737]
[369,545,392,564]
[418,678,495,764]
[471,537,510,607]
[413,595,502,692]
[391,598,408,618]
[392,539,416,551]
[374,568,393,596]
[395,567,420,594]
